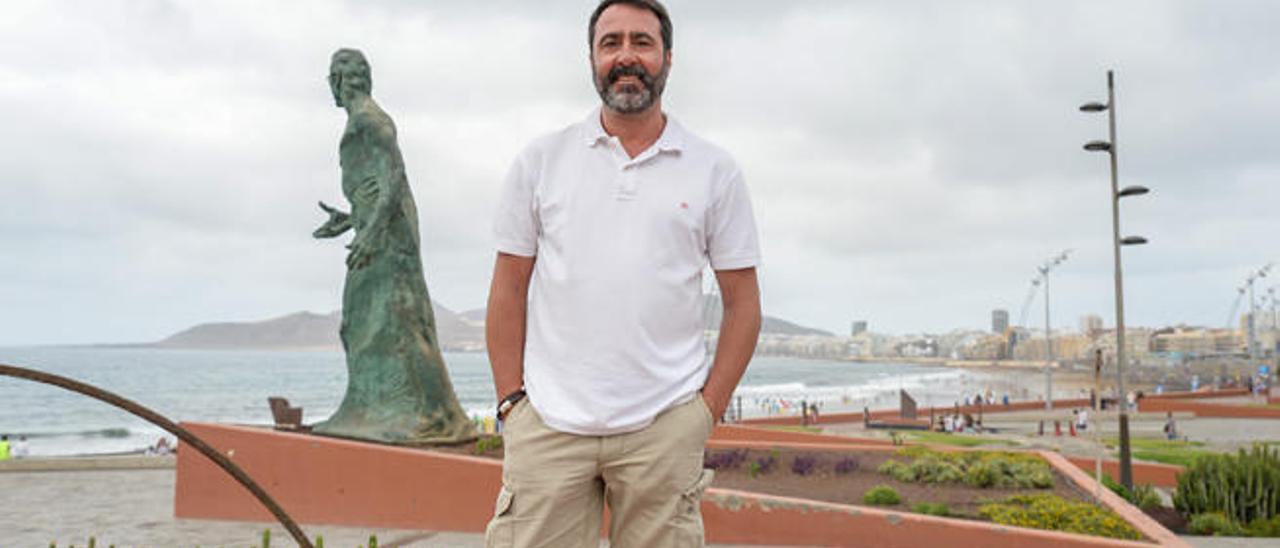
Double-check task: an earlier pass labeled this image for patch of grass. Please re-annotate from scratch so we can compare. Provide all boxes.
[904,430,1018,448]
[912,502,952,517]
[1104,438,1206,450]
[1131,450,1203,467]
[1103,438,1212,467]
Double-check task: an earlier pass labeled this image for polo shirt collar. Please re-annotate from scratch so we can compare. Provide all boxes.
[581,107,686,153]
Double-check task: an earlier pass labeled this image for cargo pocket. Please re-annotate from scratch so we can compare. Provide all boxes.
[671,468,715,547]
[484,486,515,548]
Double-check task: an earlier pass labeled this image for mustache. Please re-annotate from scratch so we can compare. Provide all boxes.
[606,64,654,88]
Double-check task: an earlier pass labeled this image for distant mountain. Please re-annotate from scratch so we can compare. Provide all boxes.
[153,302,485,351]
[459,308,486,325]
[701,294,833,337]
[153,298,831,351]
[455,300,830,337]
[155,311,341,349]
[760,316,834,337]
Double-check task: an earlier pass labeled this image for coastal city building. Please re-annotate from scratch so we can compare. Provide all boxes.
[1149,326,1241,357]
[1080,314,1104,336]
[990,309,1009,334]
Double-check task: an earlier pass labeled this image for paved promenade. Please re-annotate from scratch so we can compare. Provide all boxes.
[3,463,485,547]
[2,458,752,547]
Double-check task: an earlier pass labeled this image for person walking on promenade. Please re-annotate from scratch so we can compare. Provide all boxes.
[0,435,10,461]
[483,1,762,546]
[1163,412,1178,441]
[13,435,28,459]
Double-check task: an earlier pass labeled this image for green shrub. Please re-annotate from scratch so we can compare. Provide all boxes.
[964,460,1000,488]
[912,502,951,516]
[879,447,1054,489]
[1101,474,1129,499]
[1173,443,1280,525]
[1244,514,1280,537]
[863,485,902,506]
[1101,474,1162,509]
[910,457,964,484]
[474,436,503,455]
[979,494,1142,540]
[877,459,917,482]
[1129,483,1163,510]
[1187,512,1245,536]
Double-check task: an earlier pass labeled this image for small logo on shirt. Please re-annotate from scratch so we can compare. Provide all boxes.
[679,202,689,209]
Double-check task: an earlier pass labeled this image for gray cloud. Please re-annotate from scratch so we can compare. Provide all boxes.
[1,0,1278,345]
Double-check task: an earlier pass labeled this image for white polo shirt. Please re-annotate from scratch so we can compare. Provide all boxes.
[494,109,760,436]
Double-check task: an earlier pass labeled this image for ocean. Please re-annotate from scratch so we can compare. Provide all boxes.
[0,346,1033,456]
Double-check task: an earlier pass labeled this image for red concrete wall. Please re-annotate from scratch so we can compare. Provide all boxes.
[1064,457,1184,488]
[176,422,1186,546]
[1143,388,1247,401]
[1139,399,1280,418]
[175,422,502,530]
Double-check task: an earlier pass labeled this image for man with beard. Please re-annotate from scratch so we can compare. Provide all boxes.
[484,1,761,546]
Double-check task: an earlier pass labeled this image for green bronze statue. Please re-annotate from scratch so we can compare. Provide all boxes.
[311,48,475,445]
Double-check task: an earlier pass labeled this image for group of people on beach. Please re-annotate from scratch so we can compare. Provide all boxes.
[939,413,978,433]
[959,390,1009,407]
[0,434,29,460]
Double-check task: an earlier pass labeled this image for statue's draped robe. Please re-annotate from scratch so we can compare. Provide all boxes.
[313,102,474,444]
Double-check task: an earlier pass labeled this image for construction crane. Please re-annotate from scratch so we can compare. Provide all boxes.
[1017,278,1042,327]
[1225,286,1246,329]
[1019,250,1072,327]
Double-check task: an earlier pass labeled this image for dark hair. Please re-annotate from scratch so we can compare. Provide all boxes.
[588,0,672,53]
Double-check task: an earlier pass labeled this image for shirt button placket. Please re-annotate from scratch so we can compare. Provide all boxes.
[617,164,638,201]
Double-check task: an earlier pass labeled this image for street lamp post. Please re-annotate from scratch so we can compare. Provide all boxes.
[1241,264,1273,366]
[1081,69,1149,490]
[1036,250,1071,410]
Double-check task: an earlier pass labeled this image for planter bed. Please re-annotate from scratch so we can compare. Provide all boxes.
[439,439,1151,542]
[705,447,1093,520]
[178,423,1187,546]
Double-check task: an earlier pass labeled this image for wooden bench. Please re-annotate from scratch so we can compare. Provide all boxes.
[268,397,310,432]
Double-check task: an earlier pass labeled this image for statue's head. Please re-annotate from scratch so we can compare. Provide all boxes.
[329,48,372,107]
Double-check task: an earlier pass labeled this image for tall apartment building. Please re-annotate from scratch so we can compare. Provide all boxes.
[1080,314,1104,336]
[991,309,1009,334]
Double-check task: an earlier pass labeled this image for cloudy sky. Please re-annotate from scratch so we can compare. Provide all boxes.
[2,0,1278,346]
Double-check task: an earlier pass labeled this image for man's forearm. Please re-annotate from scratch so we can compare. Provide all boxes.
[702,297,761,419]
[486,254,533,399]
[486,298,526,399]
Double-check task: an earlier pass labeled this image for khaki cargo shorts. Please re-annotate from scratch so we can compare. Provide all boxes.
[484,395,716,548]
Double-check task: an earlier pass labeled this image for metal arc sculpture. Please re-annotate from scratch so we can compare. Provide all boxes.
[0,363,313,548]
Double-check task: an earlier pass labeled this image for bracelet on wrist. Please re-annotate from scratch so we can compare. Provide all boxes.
[496,388,527,421]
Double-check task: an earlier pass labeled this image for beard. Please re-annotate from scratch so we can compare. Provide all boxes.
[594,61,669,114]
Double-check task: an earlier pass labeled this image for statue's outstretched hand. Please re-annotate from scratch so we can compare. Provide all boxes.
[313,201,352,238]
